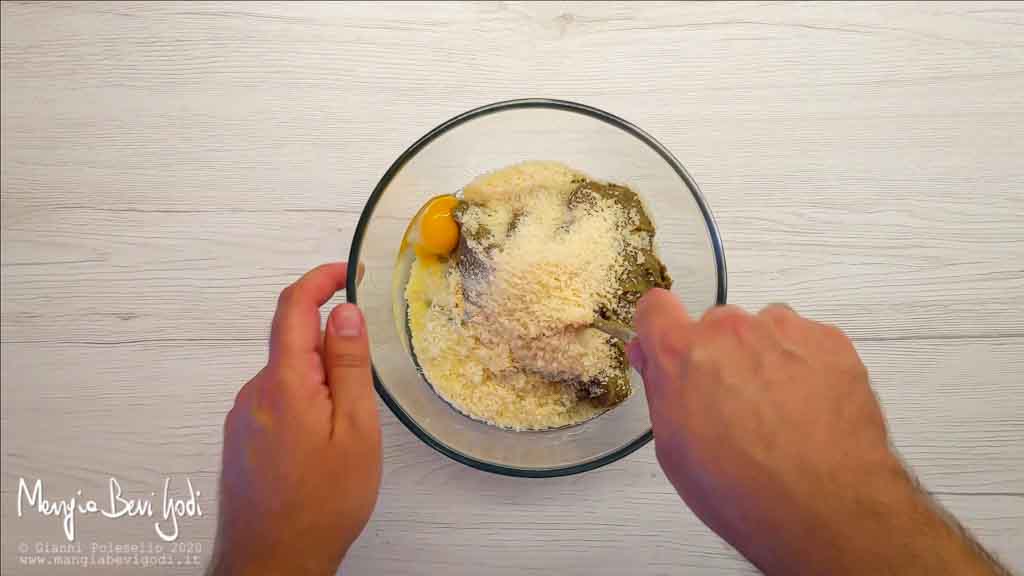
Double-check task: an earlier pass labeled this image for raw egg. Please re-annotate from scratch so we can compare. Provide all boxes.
[405,194,460,260]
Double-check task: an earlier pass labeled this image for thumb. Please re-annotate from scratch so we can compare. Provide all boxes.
[324,303,378,435]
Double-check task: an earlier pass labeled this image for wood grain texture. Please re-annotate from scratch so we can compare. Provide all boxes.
[2,1,1023,574]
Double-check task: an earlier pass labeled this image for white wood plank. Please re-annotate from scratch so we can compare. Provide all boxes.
[3,1,1022,341]
[2,204,1023,344]
[3,1,1023,574]
[2,336,1019,492]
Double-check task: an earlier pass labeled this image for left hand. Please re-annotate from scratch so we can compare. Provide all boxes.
[209,262,381,576]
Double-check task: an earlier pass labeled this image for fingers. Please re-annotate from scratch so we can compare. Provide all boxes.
[270,263,349,362]
[633,288,693,361]
[699,304,802,363]
[631,289,693,403]
[323,303,379,438]
[759,303,796,329]
[700,304,750,326]
[758,303,818,352]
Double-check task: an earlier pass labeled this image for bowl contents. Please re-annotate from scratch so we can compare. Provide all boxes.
[402,161,671,430]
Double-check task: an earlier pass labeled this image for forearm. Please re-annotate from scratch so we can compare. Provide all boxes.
[885,486,1011,576]
[207,534,342,576]
[849,487,1003,574]
[751,462,1009,576]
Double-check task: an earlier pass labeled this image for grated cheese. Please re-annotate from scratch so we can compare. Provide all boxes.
[406,161,641,430]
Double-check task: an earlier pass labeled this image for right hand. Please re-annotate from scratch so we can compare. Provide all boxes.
[627,289,1005,575]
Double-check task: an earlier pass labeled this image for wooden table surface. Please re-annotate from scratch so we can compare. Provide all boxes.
[2,2,1022,574]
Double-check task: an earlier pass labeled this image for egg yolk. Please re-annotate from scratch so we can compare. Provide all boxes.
[414,195,460,259]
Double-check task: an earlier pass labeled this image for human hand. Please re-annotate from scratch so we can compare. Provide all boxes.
[210,262,381,576]
[627,289,1005,575]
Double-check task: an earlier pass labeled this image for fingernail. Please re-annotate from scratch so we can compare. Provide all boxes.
[330,304,363,337]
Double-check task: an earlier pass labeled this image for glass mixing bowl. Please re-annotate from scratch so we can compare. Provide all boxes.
[347,99,726,477]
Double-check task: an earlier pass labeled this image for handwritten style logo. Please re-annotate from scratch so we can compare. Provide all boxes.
[16,477,203,542]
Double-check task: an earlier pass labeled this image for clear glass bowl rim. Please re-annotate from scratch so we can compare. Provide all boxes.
[346,98,728,477]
